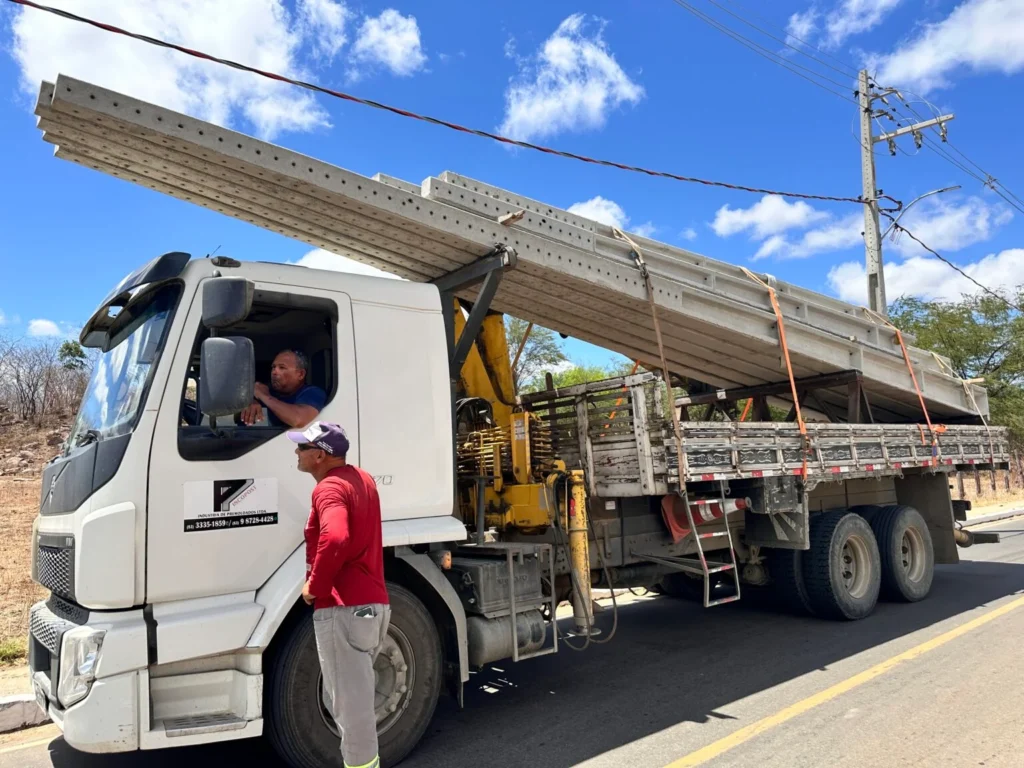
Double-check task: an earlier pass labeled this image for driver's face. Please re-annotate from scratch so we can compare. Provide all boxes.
[270,351,305,395]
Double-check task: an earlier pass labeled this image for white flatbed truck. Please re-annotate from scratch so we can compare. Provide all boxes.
[26,77,1010,767]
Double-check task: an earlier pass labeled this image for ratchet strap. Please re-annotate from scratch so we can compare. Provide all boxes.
[865,309,938,456]
[930,351,996,467]
[614,228,689,482]
[740,267,811,478]
[739,397,753,422]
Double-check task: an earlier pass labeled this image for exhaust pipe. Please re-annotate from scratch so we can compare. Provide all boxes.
[954,528,1002,547]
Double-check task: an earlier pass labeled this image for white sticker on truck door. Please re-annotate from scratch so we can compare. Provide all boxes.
[183,478,279,532]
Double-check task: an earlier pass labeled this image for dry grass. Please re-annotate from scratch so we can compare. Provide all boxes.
[956,470,1024,517]
[0,476,45,663]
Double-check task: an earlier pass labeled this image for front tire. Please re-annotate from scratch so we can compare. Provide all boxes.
[266,583,443,768]
[804,510,881,621]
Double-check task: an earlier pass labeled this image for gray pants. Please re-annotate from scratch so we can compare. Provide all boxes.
[313,604,391,768]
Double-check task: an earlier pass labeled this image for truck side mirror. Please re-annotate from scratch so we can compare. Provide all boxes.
[202,277,254,328]
[200,337,255,416]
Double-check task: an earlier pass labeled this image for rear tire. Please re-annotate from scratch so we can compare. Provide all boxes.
[804,510,881,621]
[768,547,814,616]
[266,583,443,768]
[870,504,934,602]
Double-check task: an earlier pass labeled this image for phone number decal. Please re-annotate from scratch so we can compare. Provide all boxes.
[184,513,279,533]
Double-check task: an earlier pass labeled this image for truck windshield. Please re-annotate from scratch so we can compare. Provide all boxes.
[67,283,182,449]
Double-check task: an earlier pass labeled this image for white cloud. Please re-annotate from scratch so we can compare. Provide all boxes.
[27,319,62,337]
[680,227,698,242]
[711,195,831,239]
[350,9,426,77]
[568,196,628,229]
[873,0,1024,93]
[298,0,351,62]
[10,0,330,140]
[290,248,403,280]
[499,14,643,141]
[892,196,1012,257]
[828,248,1024,304]
[567,196,656,238]
[785,10,818,45]
[824,0,903,48]
[0,309,6,326]
[753,214,864,260]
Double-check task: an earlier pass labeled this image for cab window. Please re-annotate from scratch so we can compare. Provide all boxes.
[178,290,338,461]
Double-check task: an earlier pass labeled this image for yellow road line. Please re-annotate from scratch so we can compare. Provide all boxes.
[0,736,55,755]
[666,593,1024,768]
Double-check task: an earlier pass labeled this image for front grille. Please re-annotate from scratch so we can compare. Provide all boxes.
[35,542,75,601]
[29,597,87,696]
[49,595,88,625]
[29,598,84,656]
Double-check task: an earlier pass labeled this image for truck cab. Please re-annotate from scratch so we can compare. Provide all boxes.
[29,252,464,763]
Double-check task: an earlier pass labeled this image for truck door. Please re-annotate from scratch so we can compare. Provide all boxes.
[146,280,357,603]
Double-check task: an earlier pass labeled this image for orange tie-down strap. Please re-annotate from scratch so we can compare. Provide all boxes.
[865,309,939,454]
[740,268,811,478]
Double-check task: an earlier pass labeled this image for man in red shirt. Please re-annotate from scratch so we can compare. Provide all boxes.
[290,421,390,768]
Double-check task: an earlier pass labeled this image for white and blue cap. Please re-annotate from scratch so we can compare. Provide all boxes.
[287,421,350,456]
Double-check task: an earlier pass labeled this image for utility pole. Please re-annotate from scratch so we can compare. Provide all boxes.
[857,70,955,315]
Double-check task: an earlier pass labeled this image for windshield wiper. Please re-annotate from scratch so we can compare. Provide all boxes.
[74,429,102,447]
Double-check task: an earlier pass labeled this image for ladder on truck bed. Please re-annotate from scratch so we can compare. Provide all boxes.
[636,483,743,608]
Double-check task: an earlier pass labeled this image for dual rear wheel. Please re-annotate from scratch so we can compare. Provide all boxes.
[772,504,934,621]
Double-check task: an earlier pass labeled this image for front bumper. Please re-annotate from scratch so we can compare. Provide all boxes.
[28,598,145,753]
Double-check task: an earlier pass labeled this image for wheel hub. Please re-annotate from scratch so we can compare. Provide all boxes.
[901,527,926,583]
[316,625,415,739]
[840,534,871,599]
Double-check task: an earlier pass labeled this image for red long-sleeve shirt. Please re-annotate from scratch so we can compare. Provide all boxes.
[304,465,389,610]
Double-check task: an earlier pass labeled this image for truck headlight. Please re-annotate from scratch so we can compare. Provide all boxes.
[58,628,105,708]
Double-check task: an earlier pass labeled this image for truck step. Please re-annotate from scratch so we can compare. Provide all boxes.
[706,594,741,607]
[162,713,247,738]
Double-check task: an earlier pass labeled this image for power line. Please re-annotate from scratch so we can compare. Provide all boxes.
[701,0,859,80]
[6,0,868,206]
[717,0,861,77]
[883,87,1024,214]
[880,213,1023,312]
[668,0,860,104]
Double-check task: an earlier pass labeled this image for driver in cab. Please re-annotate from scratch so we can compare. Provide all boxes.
[240,349,326,428]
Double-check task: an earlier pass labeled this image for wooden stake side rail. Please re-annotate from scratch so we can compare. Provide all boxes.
[525,378,1010,498]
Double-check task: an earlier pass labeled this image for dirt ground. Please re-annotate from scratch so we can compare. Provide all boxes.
[0,476,45,659]
[0,416,64,665]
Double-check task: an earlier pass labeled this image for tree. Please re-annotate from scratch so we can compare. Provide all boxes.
[890,289,1024,447]
[545,364,616,389]
[505,317,568,393]
[58,340,87,371]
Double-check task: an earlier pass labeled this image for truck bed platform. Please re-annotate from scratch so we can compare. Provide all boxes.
[34,75,989,421]
[521,375,1010,498]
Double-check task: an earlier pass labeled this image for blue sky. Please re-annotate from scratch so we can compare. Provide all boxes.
[1,0,1022,368]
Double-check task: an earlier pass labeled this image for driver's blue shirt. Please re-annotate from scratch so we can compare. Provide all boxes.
[268,384,327,427]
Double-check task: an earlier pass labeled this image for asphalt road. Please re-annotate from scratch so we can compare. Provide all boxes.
[4,520,1023,768]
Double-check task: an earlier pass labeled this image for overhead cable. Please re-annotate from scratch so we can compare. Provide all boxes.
[6,0,866,205]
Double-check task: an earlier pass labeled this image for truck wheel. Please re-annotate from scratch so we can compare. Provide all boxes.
[266,583,443,768]
[804,510,881,621]
[870,504,934,602]
[768,548,814,616]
